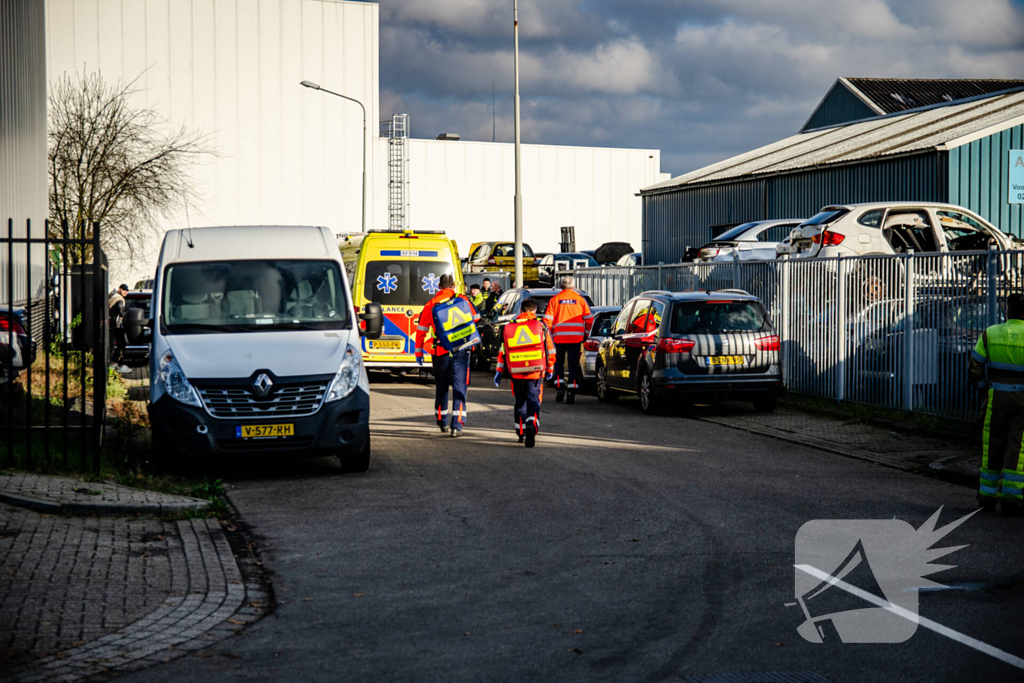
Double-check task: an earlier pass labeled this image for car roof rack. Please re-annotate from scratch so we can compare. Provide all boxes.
[713,289,751,296]
[639,290,672,297]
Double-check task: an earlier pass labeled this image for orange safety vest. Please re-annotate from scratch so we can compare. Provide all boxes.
[543,289,593,344]
[502,318,548,376]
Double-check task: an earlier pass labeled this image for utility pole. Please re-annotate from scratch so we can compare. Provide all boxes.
[513,0,524,289]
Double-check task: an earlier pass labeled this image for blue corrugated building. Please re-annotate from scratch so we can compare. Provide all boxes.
[641,85,1024,265]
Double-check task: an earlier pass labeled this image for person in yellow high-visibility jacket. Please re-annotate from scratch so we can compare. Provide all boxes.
[969,293,1024,516]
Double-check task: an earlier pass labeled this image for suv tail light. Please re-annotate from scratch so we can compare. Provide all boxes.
[811,230,845,246]
[657,337,695,354]
[583,339,600,352]
[487,256,497,265]
[699,247,720,259]
[754,334,780,351]
[0,314,26,335]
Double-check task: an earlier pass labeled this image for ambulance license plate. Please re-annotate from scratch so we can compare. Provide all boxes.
[369,339,404,352]
[236,424,294,439]
[707,356,744,366]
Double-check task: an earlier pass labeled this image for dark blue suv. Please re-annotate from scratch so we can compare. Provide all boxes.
[596,290,782,414]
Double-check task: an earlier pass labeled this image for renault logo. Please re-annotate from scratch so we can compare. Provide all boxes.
[253,373,274,397]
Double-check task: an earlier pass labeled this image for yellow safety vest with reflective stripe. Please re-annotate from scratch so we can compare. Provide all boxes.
[971,319,1024,391]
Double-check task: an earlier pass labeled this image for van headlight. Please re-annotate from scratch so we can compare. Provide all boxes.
[158,351,202,407]
[326,346,362,402]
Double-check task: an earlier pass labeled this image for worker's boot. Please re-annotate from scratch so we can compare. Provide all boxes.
[566,391,576,405]
[977,494,998,512]
[999,500,1023,517]
[555,389,565,403]
[518,433,525,443]
[525,429,536,448]
[438,420,448,434]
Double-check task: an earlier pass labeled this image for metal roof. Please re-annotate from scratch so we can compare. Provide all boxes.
[644,88,1024,194]
[846,77,1024,114]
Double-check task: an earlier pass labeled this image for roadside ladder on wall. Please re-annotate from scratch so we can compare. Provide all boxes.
[381,114,410,231]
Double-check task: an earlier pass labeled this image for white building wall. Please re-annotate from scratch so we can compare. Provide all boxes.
[0,0,48,305]
[390,138,663,257]
[46,0,380,286]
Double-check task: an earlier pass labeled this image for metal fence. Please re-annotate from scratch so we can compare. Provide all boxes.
[1,219,108,472]
[575,248,1018,421]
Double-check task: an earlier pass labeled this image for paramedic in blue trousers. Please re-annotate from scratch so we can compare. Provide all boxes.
[415,273,481,438]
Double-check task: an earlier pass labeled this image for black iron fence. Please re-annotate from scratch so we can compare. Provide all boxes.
[1,219,108,472]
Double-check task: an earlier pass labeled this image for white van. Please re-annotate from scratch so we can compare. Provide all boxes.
[125,226,383,472]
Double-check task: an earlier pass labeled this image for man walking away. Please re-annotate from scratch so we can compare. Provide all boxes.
[108,284,130,373]
[494,298,555,447]
[415,274,481,437]
[969,293,1024,516]
[543,275,593,404]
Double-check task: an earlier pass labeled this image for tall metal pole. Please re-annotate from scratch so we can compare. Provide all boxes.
[300,81,368,233]
[513,1,524,289]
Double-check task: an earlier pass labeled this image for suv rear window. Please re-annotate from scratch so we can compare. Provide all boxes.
[670,301,768,334]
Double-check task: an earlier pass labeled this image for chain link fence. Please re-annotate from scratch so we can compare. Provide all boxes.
[574,248,1020,421]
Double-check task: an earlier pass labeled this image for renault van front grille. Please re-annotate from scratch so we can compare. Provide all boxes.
[198,381,329,419]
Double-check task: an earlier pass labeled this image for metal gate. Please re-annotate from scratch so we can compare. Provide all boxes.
[1,219,108,472]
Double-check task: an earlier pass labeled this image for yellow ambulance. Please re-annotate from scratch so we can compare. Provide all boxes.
[339,230,464,369]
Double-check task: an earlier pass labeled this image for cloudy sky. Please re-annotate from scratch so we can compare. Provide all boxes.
[368,0,1024,178]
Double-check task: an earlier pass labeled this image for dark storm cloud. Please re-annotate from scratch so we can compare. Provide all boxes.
[370,0,1024,176]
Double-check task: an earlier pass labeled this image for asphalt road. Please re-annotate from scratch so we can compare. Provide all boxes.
[119,376,1024,683]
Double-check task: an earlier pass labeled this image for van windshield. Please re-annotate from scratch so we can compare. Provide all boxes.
[364,260,455,307]
[162,260,351,333]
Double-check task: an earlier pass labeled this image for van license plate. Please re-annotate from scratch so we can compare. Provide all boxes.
[369,340,404,351]
[236,424,295,439]
[707,356,744,366]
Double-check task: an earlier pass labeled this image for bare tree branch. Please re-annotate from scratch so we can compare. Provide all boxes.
[48,71,215,265]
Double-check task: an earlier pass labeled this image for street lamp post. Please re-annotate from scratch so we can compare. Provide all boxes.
[512,1,524,289]
[300,80,368,234]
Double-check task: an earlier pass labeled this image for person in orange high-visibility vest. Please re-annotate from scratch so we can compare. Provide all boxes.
[542,275,593,404]
[415,273,481,437]
[494,298,555,448]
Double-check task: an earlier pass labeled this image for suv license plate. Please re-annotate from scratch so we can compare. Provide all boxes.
[707,356,744,366]
[236,424,295,439]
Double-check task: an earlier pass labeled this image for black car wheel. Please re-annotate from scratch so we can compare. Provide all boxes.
[340,434,371,473]
[638,370,659,415]
[596,365,617,403]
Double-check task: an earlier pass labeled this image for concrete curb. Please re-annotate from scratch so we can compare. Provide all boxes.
[695,415,979,489]
[0,491,210,516]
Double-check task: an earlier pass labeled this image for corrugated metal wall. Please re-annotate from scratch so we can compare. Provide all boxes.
[642,179,765,264]
[801,82,879,132]
[766,153,944,218]
[0,0,48,306]
[948,124,1024,237]
[47,0,380,288]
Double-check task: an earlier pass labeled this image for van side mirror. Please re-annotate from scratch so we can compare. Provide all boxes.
[360,302,383,339]
[125,307,151,345]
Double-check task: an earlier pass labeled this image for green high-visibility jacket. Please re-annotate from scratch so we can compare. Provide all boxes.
[969,319,1024,392]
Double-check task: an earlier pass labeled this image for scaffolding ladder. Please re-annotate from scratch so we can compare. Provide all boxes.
[380,114,409,231]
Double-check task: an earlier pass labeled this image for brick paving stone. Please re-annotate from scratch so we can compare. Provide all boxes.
[0,503,268,683]
[0,473,208,515]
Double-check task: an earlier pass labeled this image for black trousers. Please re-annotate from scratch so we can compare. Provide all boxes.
[432,350,471,428]
[554,342,582,392]
[512,378,542,435]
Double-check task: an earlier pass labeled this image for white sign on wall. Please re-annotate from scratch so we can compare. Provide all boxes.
[1011,150,1024,204]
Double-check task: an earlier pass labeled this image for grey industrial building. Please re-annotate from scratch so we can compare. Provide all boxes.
[641,81,1024,265]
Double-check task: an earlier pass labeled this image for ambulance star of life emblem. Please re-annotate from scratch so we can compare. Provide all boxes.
[790,507,978,644]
